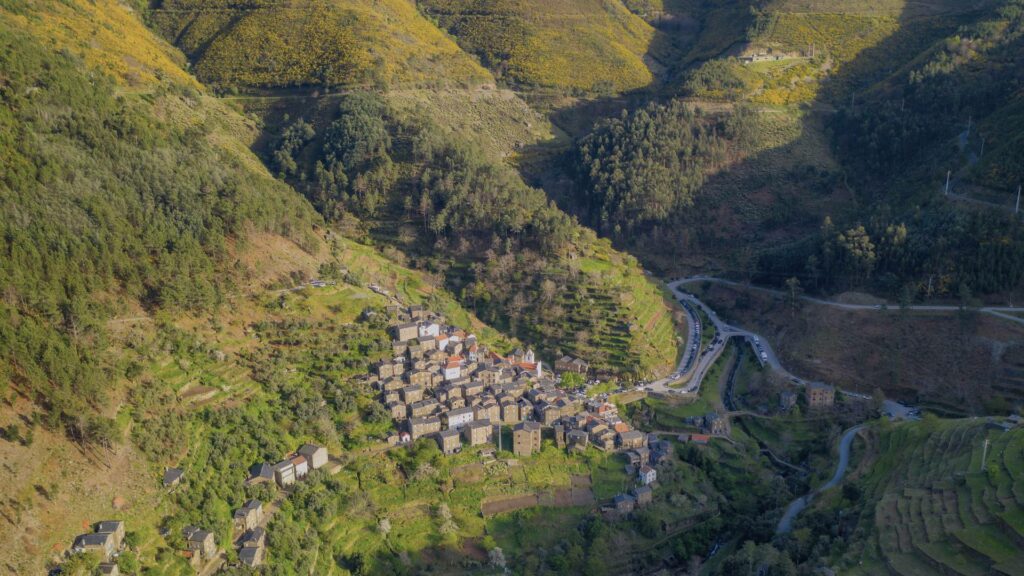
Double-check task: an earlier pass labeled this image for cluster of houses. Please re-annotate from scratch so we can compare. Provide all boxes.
[71,520,126,574]
[606,433,675,518]
[368,306,651,459]
[228,443,327,568]
[246,443,329,489]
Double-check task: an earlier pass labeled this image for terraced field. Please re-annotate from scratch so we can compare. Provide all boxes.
[851,419,1024,575]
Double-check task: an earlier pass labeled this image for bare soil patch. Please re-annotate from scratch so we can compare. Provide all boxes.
[481,494,539,516]
[452,462,485,485]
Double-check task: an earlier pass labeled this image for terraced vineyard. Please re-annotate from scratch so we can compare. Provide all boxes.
[852,420,1024,575]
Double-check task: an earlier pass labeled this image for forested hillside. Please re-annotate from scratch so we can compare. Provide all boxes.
[552,0,1024,303]
[0,0,320,444]
[572,101,751,237]
[757,0,1024,298]
[264,93,680,377]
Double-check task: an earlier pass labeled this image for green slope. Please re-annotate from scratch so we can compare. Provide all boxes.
[0,0,321,441]
[819,419,1024,575]
[149,0,492,89]
[418,0,658,92]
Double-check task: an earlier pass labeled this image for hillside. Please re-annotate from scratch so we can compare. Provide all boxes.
[0,1,689,569]
[795,418,1024,575]
[149,0,492,89]
[0,0,322,446]
[417,0,658,92]
[542,0,1024,307]
[252,91,681,377]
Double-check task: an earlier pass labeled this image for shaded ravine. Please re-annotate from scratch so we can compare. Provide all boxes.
[776,424,865,535]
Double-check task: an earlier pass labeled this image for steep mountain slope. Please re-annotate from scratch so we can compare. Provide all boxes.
[0,0,321,444]
[255,91,681,377]
[417,0,659,92]
[794,418,1024,576]
[549,0,1024,307]
[149,0,492,89]
[0,3,525,571]
[146,0,684,378]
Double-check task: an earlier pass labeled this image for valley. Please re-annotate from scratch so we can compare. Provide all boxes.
[1,0,1023,574]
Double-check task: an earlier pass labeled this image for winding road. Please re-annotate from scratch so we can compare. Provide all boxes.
[674,276,1024,326]
[776,425,865,534]
[649,278,808,395]
[640,275,943,534]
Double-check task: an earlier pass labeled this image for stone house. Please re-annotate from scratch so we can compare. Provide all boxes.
[162,468,184,488]
[704,412,727,435]
[233,500,263,533]
[807,382,836,408]
[393,323,419,342]
[409,416,442,440]
[73,532,116,561]
[400,385,424,404]
[94,521,125,550]
[388,401,408,420]
[500,399,520,424]
[463,419,492,446]
[513,421,542,457]
[618,430,646,449]
[437,429,462,454]
[633,485,653,506]
[273,460,296,487]
[183,526,217,561]
[613,493,635,514]
[567,429,589,452]
[410,399,439,418]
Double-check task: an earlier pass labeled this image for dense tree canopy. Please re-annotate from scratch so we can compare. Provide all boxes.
[572,101,744,237]
[0,24,319,441]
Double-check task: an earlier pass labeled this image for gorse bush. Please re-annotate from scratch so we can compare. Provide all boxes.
[418,0,655,91]
[153,2,371,88]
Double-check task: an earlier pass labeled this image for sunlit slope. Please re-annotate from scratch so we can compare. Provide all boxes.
[418,0,657,92]
[841,419,1024,576]
[683,0,987,104]
[150,0,492,88]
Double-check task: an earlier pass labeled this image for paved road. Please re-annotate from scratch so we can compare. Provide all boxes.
[648,280,791,394]
[673,276,1024,326]
[647,277,917,418]
[776,424,865,534]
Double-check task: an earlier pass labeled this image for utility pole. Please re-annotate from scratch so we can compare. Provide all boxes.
[980,136,985,159]
[980,438,990,472]
[1016,185,1021,215]
[945,170,952,195]
[967,115,972,137]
